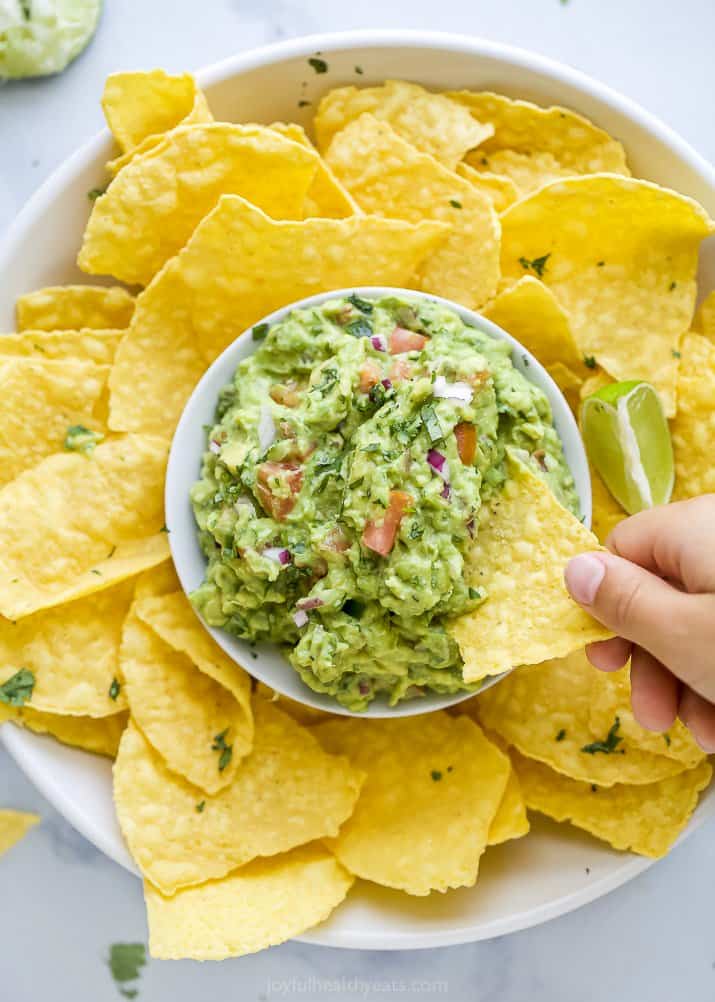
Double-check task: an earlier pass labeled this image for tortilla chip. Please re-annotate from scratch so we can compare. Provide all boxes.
[313,713,509,895]
[671,332,715,499]
[0,577,135,716]
[16,285,134,331]
[108,194,448,436]
[113,700,363,895]
[102,70,212,155]
[500,176,714,416]
[477,649,686,786]
[325,114,500,309]
[455,162,518,213]
[487,767,530,845]
[0,328,123,365]
[79,124,320,286]
[450,91,629,190]
[145,844,353,960]
[315,80,493,169]
[1,704,127,757]
[132,560,181,601]
[254,681,337,726]
[0,358,108,488]
[0,435,169,619]
[0,810,40,856]
[512,748,711,858]
[579,368,613,401]
[120,593,253,794]
[483,275,585,391]
[589,666,705,769]
[270,122,359,218]
[449,455,612,682]
[590,465,626,543]
[693,289,715,342]
[466,149,575,198]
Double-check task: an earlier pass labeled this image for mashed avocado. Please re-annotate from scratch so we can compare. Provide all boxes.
[191,294,578,710]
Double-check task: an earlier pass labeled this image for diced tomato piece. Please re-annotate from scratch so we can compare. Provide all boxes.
[454,422,477,465]
[389,358,414,383]
[361,490,413,556]
[269,382,300,407]
[389,326,428,354]
[359,359,382,393]
[256,462,303,521]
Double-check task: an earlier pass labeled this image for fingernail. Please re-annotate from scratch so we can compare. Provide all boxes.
[564,553,606,605]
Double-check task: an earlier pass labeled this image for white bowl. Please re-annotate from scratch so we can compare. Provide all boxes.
[1,31,714,951]
[166,286,591,719]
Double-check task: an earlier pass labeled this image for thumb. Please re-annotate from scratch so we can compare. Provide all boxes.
[564,551,715,695]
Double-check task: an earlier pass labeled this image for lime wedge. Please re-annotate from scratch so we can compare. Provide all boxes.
[0,0,102,80]
[581,380,674,515]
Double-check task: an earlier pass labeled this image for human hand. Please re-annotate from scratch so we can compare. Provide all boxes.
[564,495,715,752]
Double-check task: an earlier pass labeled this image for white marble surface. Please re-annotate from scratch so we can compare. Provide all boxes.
[2,2,715,999]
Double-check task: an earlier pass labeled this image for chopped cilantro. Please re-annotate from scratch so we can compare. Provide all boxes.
[107,943,146,999]
[518,253,550,278]
[583,355,597,369]
[449,198,462,209]
[581,716,622,755]
[20,0,31,18]
[196,801,206,813]
[64,424,104,454]
[298,99,311,108]
[671,349,681,359]
[345,317,373,338]
[252,323,270,341]
[109,677,121,701]
[468,586,486,601]
[669,281,677,291]
[211,728,233,772]
[596,260,605,267]
[347,293,374,314]
[420,404,443,443]
[91,569,102,576]
[87,185,107,202]
[314,367,339,397]
[409,521,424,541]
[555,728,566,742]
[591,784,598,792]
[0,668,35,707]
[431,770,443,781]
[160,524,170,533]
[308,56,328,74]
[664,733,672,747]
[355,65,364,74]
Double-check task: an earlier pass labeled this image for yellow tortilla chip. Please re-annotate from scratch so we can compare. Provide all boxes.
[580,368,613,400]
[450,91,629,188]
[693,289,715,342]
[589,666,705,768]
[449,455,612,682]
[254,681,337,725]
[477,649,686,786]
[102,70,212,155]
[465,149,575,198]
[0,328,122,365]
[120,593,253,794]
[315,80,493,169]
[455,161,518,213]
[1,704,127,757]
[0,577,134,716]
[132,560,181,601]
[314,713,509,895]
[16,285,134,331]
[0,435,169,619]
[483,275,585,388]
[590,465,626,543]
[487,767,530,845]
[512,748,711,858]
[325,114,500,309]
[500,176,714,416]
[270,122,359,218]
[108,194,447,437]
[0,810,40,856]
[671,332,715,499]
[0,358,108,488]
[79,124,320,286]
[113,700,363,895]
[145,844,353,960]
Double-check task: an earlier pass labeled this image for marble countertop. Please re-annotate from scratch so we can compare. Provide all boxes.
[2,2,714,999]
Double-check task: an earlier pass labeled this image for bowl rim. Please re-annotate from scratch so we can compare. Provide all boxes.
[1,29,713,951]
[166,285,590,718]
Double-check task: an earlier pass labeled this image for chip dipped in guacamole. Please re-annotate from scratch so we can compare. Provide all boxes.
[190,294,578,710]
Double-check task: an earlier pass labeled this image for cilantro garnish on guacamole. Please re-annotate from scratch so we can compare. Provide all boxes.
[190,295,577,710]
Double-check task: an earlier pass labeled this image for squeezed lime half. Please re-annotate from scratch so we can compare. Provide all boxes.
[581,380,674,515]
[0,0,102,79]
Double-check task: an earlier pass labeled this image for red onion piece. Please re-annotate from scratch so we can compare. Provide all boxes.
[209,439,221,454]
[427,448,446,474]
[293,609,309,628]
[258,405,276,451]
[263,546,291,565]
[296,596,325,612]
[370,334,387,352]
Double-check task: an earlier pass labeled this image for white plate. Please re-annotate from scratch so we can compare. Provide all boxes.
[1,31,714,951]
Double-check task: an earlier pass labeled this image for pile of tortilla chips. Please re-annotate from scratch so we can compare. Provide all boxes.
[1,68,713,960]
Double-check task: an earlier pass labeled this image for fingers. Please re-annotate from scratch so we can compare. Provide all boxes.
[586,636,632,672]
[679,686,715,753]
[629,647,679,732]
[606,495,715,593]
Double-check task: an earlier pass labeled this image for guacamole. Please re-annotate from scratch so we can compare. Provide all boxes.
[190,294,578,710]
